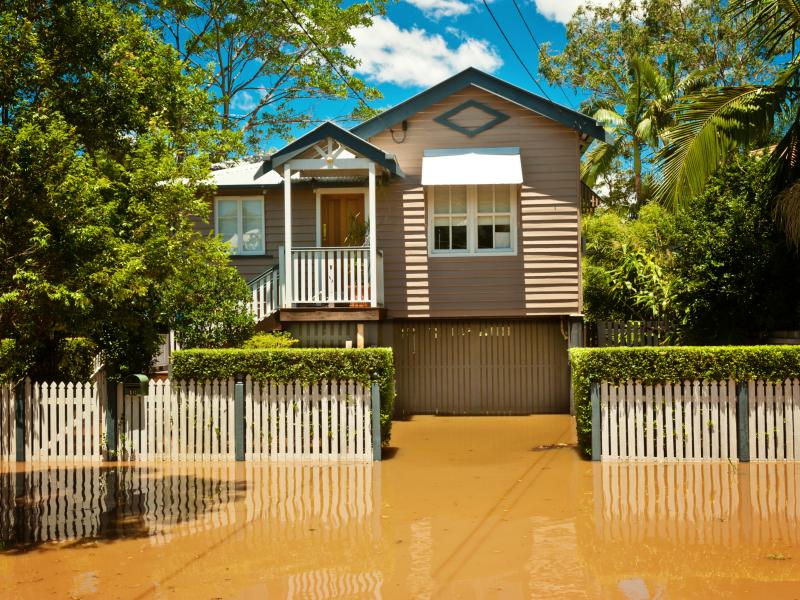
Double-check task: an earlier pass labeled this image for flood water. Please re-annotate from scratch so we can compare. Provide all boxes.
[1,415,799,599]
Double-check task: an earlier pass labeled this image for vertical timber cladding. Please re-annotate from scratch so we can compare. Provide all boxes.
[393,319,570,415]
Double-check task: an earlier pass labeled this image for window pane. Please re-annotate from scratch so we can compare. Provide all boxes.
[217,200,238,250]
[241,199,263,252]
[477,216,493,249]
[495,215,511,249]
[452,224,467,249]
[477,186,493,213]
[451,186,467,213]
[495,186,511,213]
[433,187,449,214]
[434,217,450,250]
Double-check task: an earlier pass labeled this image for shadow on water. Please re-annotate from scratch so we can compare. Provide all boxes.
[0,461,380,554]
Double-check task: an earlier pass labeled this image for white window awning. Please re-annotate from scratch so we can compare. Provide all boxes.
[421,147,523,186]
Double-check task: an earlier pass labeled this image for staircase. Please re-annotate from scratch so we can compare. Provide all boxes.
[249,264,281,322]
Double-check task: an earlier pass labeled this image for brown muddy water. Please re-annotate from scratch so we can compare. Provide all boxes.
[1,415,799,599]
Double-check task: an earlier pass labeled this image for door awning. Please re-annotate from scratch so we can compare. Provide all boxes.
[421,147,523,186]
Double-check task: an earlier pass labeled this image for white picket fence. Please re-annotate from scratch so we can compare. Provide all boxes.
[0,377,374,463]
[245,379,373,461]
[118,379,236,461]
[22,378,107,462]
[598,379,800,461]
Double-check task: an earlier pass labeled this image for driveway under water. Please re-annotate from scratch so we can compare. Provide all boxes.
[1,415,799,599]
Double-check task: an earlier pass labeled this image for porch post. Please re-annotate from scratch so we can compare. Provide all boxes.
[284,165,292,308]
[368,162,378,308]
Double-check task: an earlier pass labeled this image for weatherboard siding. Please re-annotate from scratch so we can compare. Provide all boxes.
[369,85,582,318]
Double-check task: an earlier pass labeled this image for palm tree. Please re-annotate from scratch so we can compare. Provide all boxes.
[656,0,800,237]
[583,55,707,208]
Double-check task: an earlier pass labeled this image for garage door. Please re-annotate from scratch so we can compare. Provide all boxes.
[393,319,569,415]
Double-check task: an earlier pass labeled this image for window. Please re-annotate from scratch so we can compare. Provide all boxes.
[429,185,516,255]
[215,197,265,255]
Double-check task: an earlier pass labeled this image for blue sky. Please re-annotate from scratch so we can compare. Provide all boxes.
[261,0,604,148]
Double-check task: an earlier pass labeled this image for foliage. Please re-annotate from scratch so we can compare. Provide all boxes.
[241,331,299,349]
[141,0,386,148]
[669,156,800,342]
[171,347,395,443]
[582,204,677,327]
[0,0,250,379]
[0,339,24,383]
[654,0,800,229]
[539,0,768,208]
[55,338,98,382]
[571,345,800,457]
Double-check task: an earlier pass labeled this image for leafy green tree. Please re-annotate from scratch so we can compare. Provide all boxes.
[539,0,768,208]
[655,0,800,242]
[0,0,252,379]
[141,0,385,147]
[670,156,800,342]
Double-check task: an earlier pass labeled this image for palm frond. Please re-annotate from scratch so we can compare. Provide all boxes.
[655,85,784,209]
[593,108,626,129]
[581,141,621,189]
[731,0,800,57]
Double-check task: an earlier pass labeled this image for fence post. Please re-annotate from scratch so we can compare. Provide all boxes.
[15,379,25,462]
[234,374,245,461]
[736,382,750,462]
[590,382,601,461]
[371,375,381,461]
[105,376,118,460]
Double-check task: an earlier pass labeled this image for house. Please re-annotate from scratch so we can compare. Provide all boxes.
[200,67,606,416]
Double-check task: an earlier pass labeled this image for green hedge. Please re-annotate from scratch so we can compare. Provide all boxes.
[570,346,800,458]
[171,347,395,444]
[241,331,299,349]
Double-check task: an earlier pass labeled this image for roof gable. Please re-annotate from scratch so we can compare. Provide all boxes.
[350,67,606,142]
[259,121,402,178]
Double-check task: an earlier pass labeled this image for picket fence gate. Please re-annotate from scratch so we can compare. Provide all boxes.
[593,379,800,462]
[1,376,379,463]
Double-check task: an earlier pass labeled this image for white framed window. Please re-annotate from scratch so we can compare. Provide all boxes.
[428,185,516,256]
[214,197,265,255]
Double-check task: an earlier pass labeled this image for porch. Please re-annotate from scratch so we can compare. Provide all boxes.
[247,122,400,322]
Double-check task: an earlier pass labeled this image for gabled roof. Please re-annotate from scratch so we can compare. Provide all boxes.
[258,121,403,178]
[350,67,607,143]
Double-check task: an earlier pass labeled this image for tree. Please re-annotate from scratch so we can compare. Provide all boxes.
[539,0,769,208]
[0,0,252,379]
[670,156,800,342]
[581,56,706,207]
[655,0,800,244]
[141,0,386,148]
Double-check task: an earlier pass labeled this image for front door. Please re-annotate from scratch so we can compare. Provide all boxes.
[320,194,366,247]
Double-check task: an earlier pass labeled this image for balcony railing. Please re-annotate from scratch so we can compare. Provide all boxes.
[283,246,381,307]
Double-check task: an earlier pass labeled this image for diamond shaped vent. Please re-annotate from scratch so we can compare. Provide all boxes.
[433,99,510,137]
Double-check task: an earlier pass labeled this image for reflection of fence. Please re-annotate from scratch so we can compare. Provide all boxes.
[0,462,380,548]
[2,377,379,463]
[596,321,670,347]
[594,379,800,461]
[595,461,800,545]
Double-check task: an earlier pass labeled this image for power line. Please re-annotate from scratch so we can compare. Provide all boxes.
[480,0,553,102]
[278,0,371,108]
[510,0,575,108]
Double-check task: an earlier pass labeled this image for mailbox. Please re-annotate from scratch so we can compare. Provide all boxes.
[123,374,149,397]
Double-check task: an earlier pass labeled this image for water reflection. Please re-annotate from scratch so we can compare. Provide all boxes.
[0,462,380,549]
[594,461,800,545]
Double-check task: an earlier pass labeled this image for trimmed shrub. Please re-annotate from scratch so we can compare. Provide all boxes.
[171,347,395,444]
[241,331,299,349]
[570,346,800,458]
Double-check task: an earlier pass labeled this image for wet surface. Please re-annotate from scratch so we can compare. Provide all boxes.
[1,415,799,598]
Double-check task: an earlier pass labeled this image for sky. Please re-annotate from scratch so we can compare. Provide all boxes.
[278,0,612,145]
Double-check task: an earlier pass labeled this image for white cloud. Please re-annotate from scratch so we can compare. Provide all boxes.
[531,0,614,24]
[406,0,474,19]
[347,17,502,88]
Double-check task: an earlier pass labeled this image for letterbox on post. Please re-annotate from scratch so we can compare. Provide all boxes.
[123,374,149,397]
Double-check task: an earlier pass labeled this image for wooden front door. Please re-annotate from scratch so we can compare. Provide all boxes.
[320,194,365,247]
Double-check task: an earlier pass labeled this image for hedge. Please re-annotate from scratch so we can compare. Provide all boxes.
[171,347,395,444]
[570,346,800,458]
